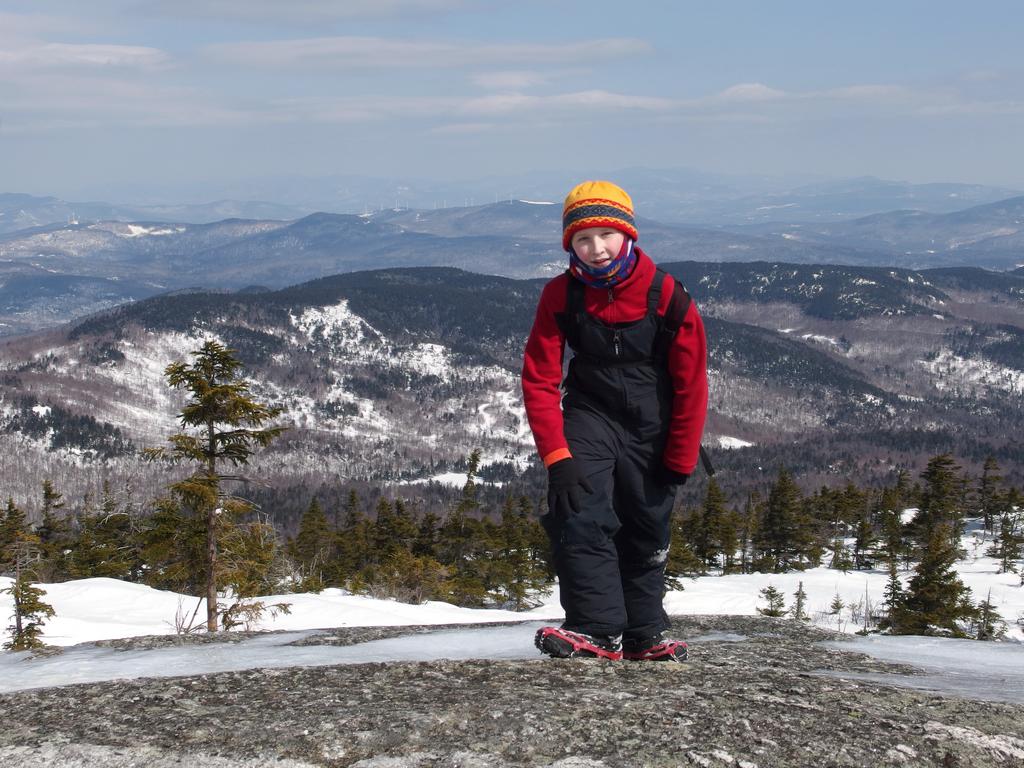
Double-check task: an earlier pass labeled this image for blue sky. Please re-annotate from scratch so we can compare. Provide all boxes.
[2,0,1022,201]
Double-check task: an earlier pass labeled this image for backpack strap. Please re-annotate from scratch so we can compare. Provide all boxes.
[653,268,692,360]
[553,270,585,351]
[653,269,716,477]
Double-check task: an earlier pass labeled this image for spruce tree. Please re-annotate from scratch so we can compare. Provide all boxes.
[986,491,1022,574]
[2,528,55,651]
[738,492,761,574]
[145,340,285,631]
[879,560,905,631]
[666,508,704,586]
[413,511,440,559]
[35,480,72,581]
[333,491,372,586]
[892,523,976,637]
[68,480,142,581]
[908,453,964,551]
[757,585,786,617]
[756,467,805,572]
[0,497,27,559]
[828,535,853,572]
[978,456,1003,534]
[140,494,208,594]
[292,497,332,591]
[790,581,809,622]
[697,479,727,570]
[437,450,488,606]
[718,508,740,574]
[852,511,876,570]
[829,592,845,615]
[974,588,1006,641]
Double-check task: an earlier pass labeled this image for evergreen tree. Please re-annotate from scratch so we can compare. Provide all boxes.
[718,508,740,574]
[0,497,27,560]
[755,467,806,572]
[757,585,786,617]
[986,490,1022,574]
[891,523,976,637]
[696,479,728,569]
[291,497,332,591]
[829,592,845,615]
[666,508,704,587]
[333,491,372,586]
[790,581,809,622]
[217,511,283,599]
[437,450,489,606]
[1,528,55,651]
[145,340,285,631]
[852,511,876,570]
[737,492,761,574]
[35,480,72,581]
[413,511,440,559]
[490,496,550,610]
[67,480,142,581]
[828,535,853,572]
[877,492,909,572]
[139,495,207,594]
[978,456,1003,534]
[973,589,1006,641]
[908,453,964,551]
[879,560,905,631]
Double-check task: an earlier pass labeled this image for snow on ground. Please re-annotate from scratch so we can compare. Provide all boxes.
[801,333,842,348]
[918,349,1024,394]
[0,577,557,647]
[1,520,1022,697]
[715,435,753,449]
[119,225,185,238]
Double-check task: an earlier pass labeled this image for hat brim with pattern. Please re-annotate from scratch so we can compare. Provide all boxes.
[562,181,638,251]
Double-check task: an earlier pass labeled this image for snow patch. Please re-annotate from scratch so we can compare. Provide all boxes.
[918,349,1024,394]
[119,224,185,238]
[716,435,753,449]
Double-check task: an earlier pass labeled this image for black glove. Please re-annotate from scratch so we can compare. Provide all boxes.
[657,465,689,487]
[547,458,593,517]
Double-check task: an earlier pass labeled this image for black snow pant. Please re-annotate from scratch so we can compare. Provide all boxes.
[541,394,677,641]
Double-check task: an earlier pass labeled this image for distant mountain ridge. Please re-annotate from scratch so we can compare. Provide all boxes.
[1,193,1023,337]
[1,260,1021,513]
[22,169,1019,227]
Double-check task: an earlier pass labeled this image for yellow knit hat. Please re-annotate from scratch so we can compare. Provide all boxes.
[562,180,638,251]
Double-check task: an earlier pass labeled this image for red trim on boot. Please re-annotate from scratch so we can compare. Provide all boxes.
[623,638,688,662]
[535,627,623,660]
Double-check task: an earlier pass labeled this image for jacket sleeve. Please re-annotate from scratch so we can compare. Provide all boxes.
[663,294,709,474]
[521,278,572,467]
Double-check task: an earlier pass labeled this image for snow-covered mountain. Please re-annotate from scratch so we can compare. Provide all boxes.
[0,263,1021,513]
[3,193,1024,337]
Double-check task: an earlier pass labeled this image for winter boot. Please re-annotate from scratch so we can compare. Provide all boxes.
[535,627,623,660]
[622,634,688,662]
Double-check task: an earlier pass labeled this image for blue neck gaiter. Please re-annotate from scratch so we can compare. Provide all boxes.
[568,238,637,288]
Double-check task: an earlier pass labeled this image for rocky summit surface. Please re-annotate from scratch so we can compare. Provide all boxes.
[1,616,1023,768]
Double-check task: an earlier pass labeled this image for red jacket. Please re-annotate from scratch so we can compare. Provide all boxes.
[521,248,708,474]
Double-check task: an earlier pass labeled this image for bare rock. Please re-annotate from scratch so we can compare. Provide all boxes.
[1,616,1021,767]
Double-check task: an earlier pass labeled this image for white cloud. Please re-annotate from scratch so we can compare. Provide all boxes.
[0,43,171,71]
[431,122,497,135]
[716,83,787,102]
[471,71,548,90]
[821,84,908,100]
[206,36,649,70]
[140,0,471,22]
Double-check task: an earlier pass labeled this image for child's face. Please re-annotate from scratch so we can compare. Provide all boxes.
[570,227,626,268]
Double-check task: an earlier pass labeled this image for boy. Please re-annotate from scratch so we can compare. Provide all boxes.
[522,180,708,661]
